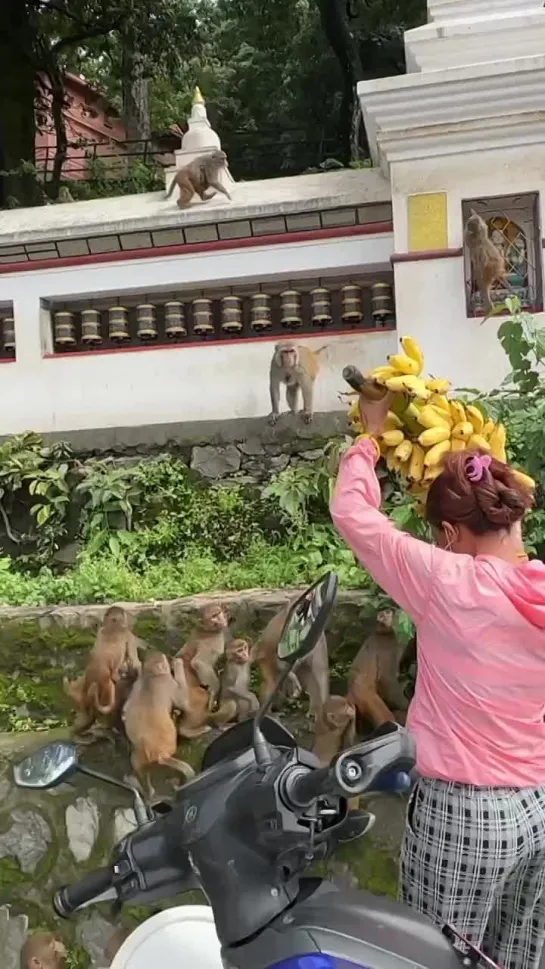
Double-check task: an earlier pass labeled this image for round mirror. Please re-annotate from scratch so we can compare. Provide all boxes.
[277,572,337,662]
[14,742,79,790]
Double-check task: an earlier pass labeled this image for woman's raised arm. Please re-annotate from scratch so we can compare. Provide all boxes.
[330,437,442,622]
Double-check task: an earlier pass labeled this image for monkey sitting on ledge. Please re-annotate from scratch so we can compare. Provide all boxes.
[268,342,326,426]
[166,150,231,209]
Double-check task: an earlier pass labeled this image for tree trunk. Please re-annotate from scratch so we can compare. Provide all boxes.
[315,0,364,164]
[121,42,151,160]
[46,67,69,201]
[0,0,41,207]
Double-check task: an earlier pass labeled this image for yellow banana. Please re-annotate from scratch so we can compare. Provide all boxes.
[418,426,451,447]
[424,439,451,468]
[384,410,403,430]
[429,393,451,415]
[398,376,432,400]
[369,365,398,385]
[426,377,451,395]
[408,444,425,483]
[417,405,451,430]
[449,400,466,425]
[395,440,413,463]
[512,469,536,491]
[385,375,411,393]
[385,450,398,472]
[381,429,405,447]
[423,465,444,484]
[466,405,485,434]
[488,423,507,463]
[450,439,467,452]
[482,420,495,439]
[348,400,360,421]
[400,336,424,373]
[388,354,421,377]
[468,434,491,452]
[451,421,473,442]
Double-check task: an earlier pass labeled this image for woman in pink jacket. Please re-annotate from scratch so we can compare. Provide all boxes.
[330,392,545,969]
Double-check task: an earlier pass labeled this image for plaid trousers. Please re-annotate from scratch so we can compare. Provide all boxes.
[399,777,545,969]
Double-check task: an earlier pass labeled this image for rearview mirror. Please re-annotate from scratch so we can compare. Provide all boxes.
[14,742,79,790]
[277,571,338,664]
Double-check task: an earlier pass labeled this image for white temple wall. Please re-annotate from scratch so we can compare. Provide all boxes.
[390,145,545,392]
[0,231,396,435]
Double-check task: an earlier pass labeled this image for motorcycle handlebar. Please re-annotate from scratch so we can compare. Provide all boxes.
[53,866,114,918]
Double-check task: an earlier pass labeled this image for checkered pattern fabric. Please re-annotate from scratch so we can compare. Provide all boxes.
[399,777,545,969]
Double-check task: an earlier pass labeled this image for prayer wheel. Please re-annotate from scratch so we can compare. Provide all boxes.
[221,295,243,334]
[310,287,332,327]
[53,310,76,346]
[341,284,363,326]
[280,289,302,329]
[108,305,130,341]
[136,303,158,340]
[192,297,215,336]
[2,317,15,354]
[371,282,394,322]
[164,301,187,339]
[81,308,102,345]
[250,293,272,332]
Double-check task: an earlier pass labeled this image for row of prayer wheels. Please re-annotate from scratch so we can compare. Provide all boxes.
[51,283,395,347]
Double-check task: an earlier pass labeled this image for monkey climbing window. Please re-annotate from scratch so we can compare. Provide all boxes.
[462,193,542,317]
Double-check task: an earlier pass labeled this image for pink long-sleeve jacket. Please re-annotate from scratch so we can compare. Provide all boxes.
[330,437,545,788]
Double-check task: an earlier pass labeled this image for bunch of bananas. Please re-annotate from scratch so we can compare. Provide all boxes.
[344,336,535,513]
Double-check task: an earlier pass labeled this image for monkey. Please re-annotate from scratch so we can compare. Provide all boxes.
[165,150,231,209]
[253,600,330,719]
[312,695,356,766]
[219,639,260,721]
[346,609,408,728]
[21,932,66,969]
[176,603,229,707]
[464,210,509,315]
[104,926,133,965]
[122,651,196,798]
[63,606,141,741]
[268,342,327,426]
[173,655,237,739]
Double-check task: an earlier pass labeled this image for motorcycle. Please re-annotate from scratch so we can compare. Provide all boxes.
[14,572,500,969]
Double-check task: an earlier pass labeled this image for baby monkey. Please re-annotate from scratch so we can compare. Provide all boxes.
[219,638,259,721]
[313,695,356,766]
[21,932,66,969]
[166,150,231,208]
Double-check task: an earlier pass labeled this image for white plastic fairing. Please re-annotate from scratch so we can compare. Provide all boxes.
[110,904,223,969]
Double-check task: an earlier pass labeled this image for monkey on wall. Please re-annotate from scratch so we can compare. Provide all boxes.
[464,210,509,315]
[312,695,356,767]
[219,639,259,721]
[64,606,141,742]
[346,609,408,728]
[268,342,326,425]
[176,603,229,708]
[253,600,330,719]
[20,932,66,969]
[166,151,231,208]
[122,651,196,798]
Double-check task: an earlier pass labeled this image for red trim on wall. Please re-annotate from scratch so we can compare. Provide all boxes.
[0,358,16,364]
[391,247,463,264]
[43,325,396,360]
[0,222,394,275]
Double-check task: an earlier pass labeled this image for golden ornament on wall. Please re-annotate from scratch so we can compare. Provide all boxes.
[81,308,102,345]
[164,301,187,339]
[371,282,394,323]
[250,293,272,331]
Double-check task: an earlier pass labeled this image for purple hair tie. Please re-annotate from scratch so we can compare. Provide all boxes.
[466,453,492,483]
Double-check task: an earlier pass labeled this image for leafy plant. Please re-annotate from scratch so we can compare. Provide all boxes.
[76,461,144,556]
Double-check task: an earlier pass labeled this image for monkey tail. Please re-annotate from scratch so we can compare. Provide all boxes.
[208,699,237,725]
[88,680,116,716]
[165,176,176,199]
[64,676,84,708]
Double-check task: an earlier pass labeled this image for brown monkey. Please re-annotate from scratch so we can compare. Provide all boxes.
[268,342,327,425]
[104,926,133,965]
[166,150,231,208]
[122,652,196,798]
[253,600,330,719]
[347,609,408,728]
[174,655,237,739]
[64,606,141,740]
[176,603,229,707]
[21,933,66,969]
[464,210,509,315]
[219,639,259,721]
[313,695,356,766]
